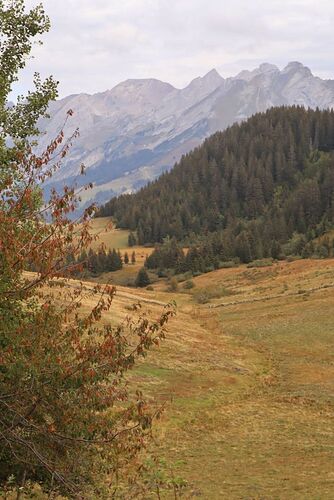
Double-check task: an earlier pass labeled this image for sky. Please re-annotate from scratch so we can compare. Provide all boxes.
[13,0,334,99]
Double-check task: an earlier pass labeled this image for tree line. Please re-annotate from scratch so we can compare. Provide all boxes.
[74,248,136,276]
[145,230,334,277]
[29,248,137,276]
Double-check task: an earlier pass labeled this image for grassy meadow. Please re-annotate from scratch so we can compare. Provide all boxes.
[139,259,334,498]
[87,217,130,251]
[47,219,334,497]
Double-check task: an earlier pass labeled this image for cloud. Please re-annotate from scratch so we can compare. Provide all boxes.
[12,0,334,98]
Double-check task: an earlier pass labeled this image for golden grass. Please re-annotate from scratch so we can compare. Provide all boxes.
[33,255,334,498]
[87,217,130,251]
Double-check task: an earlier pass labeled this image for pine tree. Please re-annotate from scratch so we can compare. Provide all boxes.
[135,267,150,287]
[235,232,252,263]
[271,240,282,259]
[128,232,137,247]
[88,248,99,274]
[106,248,123,271]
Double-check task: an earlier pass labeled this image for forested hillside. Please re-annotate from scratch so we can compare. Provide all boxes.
[100,107,334,264]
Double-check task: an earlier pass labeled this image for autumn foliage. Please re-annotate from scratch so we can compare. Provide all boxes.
[0,1,174,497]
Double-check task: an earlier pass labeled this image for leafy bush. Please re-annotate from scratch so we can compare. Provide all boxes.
[194,291,211,304]
[167,277,179,292]
[157,268,169,278]
[183,280,195,290]
[317,245,330,258]
[286,255,303,262]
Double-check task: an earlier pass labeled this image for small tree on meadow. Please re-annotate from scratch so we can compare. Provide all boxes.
[131,250,136,264]
[128,232,137,247]
[168,277,179,292]
[135,267,151,287]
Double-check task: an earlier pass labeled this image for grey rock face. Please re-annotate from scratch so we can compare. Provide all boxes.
[39,62,334,208]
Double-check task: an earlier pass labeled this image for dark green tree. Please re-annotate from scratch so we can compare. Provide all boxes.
[135,267,151,287]
[128,232,137,247]
[271,240,282,259]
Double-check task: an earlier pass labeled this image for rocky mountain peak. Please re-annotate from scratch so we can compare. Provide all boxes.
[187,69,224,91]
[202,68,224,82]
[235,62,279,82]
[282,61,313,76]
[258,63,279,73]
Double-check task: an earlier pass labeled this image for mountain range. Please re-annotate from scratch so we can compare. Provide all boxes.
[39,61,334,208]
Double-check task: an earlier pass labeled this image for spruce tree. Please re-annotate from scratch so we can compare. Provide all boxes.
[131,251,136,264]
[135,267,151,287]
[128,232,137,247]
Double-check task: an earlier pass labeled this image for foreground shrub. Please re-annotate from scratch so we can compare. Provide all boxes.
[0,2,174,496]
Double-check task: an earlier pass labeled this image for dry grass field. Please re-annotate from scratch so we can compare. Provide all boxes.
[87,217,130,251]
[45,253,334,498]
[70,219,334,497]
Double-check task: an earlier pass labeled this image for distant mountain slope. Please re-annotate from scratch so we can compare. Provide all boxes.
[39,62,334,207]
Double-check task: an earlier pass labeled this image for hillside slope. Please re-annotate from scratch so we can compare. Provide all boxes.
[102,106,334,263]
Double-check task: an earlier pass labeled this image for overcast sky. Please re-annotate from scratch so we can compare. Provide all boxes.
[13,0,334,99]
